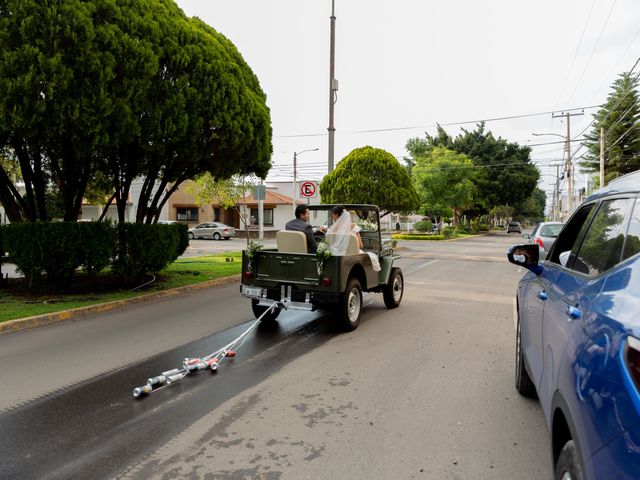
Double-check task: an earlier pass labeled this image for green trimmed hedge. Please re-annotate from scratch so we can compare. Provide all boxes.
[1,222,189,287]
[392,234,445,241]
[113,223,188,282]
[413,220,433,232]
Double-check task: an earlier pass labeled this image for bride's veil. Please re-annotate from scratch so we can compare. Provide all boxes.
[328,210,353,256]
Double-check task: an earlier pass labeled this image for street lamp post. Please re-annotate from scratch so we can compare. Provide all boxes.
[292,148,319,216]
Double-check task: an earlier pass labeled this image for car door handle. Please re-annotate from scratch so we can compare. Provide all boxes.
[567,305,582,320]
[538,291,548,301]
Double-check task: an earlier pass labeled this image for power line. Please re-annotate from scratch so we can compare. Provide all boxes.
[555,0,598,107]
[274,104,601,138]
[566,0,618,104]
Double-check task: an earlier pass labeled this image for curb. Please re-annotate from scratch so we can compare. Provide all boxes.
[0,274,241,336]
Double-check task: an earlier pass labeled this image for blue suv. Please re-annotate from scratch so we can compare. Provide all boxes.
[508,171,640,479]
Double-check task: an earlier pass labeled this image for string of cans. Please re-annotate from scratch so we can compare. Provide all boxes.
[133,303,278,399]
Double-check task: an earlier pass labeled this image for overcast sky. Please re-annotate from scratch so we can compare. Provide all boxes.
[177,0,640,203]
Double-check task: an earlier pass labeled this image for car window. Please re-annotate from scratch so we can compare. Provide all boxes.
[539,224,562,237]
[622,198,640,261]
[572,198,633,276]
[548,204,596,266]
[530,224,540,237]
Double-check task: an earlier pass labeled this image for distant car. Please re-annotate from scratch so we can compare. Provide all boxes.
[506,221,522,234]
[507,170,640,479]
[188,222,236,240]
[523,221,563,251]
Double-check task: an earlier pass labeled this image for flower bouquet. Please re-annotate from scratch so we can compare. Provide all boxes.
[246,240,263,271]
[358,219,378,232]
[316,241,331,275]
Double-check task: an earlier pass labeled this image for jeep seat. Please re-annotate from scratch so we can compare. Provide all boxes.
[325,233,359,256]
[276,230,308,254]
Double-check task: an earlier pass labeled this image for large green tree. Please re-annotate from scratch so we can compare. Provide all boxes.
[581,72,640,183]
[412,146,476,225]
[320,146,420,216]
[407,123,539,215]
[0,0,272,223]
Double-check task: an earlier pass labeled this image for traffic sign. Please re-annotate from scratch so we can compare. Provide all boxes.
[299,181,317,198]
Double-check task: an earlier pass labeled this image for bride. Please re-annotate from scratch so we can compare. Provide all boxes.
[328,205,381,272]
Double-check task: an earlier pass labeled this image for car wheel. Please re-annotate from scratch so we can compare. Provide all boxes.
[383,267,403,309]
[188,232,194,240]
[213,232,221,240]
[555,440,584,480]
[251,300,281,323]
[338,278,362,331]
[515,308,537,398]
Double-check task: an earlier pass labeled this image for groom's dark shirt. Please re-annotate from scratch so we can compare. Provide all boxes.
[285,218,317,253]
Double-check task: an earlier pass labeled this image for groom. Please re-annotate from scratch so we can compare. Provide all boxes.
[285,205,323,253]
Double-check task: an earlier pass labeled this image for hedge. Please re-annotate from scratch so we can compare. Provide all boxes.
[392,234,445,241]
[1,222,189,287]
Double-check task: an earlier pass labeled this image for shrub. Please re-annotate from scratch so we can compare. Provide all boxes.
[3,222,116,287]
[413,220,433,232]
[113,223,187,282]
[442,226,458,239]
[392,234,445,241]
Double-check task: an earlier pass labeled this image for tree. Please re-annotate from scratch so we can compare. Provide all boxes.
[412,147,476,225]
[514,187,546,222]
[188,172,257,245]
[0,0,272,223]
[406,123,539,214]
[319,146,420,216]
[581,72,640,182]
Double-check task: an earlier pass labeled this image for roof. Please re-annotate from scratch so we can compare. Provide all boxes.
[586,170,640,202]
[240,190,303,206]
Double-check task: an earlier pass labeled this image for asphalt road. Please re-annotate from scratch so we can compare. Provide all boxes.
[0,232,550,479]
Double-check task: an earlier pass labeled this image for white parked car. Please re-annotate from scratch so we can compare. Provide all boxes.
[188,222,236,240]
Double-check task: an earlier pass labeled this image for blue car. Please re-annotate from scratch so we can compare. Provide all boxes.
[508,171,640,480]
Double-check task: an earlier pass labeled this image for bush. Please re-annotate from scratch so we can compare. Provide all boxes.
[413,220,433,232]
[113,223,188,282]
[442,226,458,239]
[3,222,116,287]
[392,234,445,241]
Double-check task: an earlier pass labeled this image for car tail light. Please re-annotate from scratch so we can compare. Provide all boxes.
[224,228,229,232]
[535,237,544,248]
[625,336,640,391]
[244,271,253,279]
[321,277,331,286]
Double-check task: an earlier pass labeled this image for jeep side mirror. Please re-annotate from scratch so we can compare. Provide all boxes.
[507,244,542,275]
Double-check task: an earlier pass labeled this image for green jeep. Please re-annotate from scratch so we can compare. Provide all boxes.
[240,204,404,331]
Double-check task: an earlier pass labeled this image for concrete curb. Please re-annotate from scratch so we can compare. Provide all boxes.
[0,274,241,336]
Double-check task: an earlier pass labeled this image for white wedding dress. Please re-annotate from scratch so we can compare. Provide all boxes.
[328,211,381,272]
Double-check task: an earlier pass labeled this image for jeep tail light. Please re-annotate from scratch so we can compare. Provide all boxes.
[244,271,253,279]
[321,277,331,286]
[625,336,640,391]
[535,237,544,248]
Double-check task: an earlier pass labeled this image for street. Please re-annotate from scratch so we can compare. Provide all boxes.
[0,232,549,479]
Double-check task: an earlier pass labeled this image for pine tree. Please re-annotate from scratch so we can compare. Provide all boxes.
[581,72,640,183]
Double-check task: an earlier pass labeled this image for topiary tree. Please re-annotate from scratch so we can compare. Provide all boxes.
[320,146,420,216]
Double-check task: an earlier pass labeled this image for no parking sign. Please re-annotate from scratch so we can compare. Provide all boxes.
[299,181,317,198]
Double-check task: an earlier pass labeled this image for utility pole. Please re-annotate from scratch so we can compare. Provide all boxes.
[292,151,297,217]
[600,126,605,188]
[554,164,560,221]
[258,179,264,241]
[552,110,583,214]
[327,0,337,172]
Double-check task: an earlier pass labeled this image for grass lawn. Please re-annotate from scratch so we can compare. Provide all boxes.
[0,252,242,323]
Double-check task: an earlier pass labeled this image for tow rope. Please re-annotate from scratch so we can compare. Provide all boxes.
[132,302,279,399]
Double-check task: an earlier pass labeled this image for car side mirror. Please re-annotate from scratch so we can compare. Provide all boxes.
[507,244,543,275]
[522,234,530,239]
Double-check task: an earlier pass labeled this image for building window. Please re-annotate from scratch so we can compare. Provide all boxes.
[250,208,273,226]
[213,207,221,222]
[176,207,198,222]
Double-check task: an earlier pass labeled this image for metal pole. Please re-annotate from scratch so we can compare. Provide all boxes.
[258,180,264,241]
[600,126,605,188]
[555,164,560,221]
[328,0,336,172]
[565,112,573,214]
[292,152,297,217]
